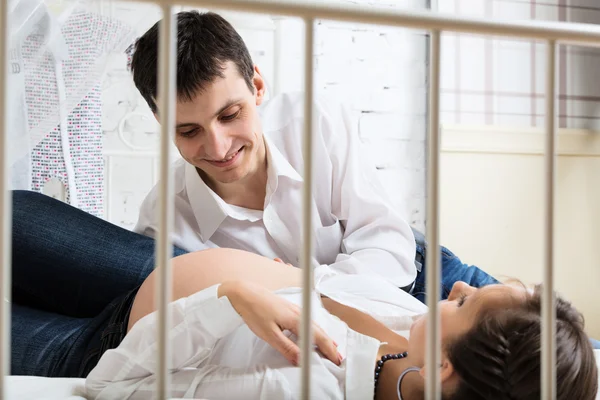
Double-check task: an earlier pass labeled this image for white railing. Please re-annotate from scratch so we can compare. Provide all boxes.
[0,0,10,395]
[3,1,600,399]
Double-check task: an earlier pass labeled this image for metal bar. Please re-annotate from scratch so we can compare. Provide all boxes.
[300,17,315,400]
[0,0,10,396]
[541,39,558,400]
[156,4,176,400]
[132,0,600,46]
[425,30,442,400]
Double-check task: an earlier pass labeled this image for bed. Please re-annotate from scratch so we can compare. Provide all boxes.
[6,350,600,399]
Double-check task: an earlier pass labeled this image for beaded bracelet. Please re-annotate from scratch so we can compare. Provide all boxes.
[373,351,408,399]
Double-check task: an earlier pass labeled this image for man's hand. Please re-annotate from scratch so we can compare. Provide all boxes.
[218,281,341,366]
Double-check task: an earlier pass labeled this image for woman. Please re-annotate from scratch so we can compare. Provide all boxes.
[11,190,500,378]
[85,247,599,400]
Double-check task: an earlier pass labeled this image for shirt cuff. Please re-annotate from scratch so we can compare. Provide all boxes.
[184,284,244,339]
[345,329,380,400]
[313,264,338,293]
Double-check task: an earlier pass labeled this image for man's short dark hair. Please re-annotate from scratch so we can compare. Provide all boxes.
[130,11,255,113]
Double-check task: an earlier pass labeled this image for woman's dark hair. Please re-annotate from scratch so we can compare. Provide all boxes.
[446,285,598,400]
[130,11,255,113]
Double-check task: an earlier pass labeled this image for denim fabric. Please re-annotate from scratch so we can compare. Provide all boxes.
[11,190,188,377]
[79,285,141,377]
[410,228,600,350]
[410,227,499,303]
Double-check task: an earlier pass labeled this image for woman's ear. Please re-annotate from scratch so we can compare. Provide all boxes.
[439,358,455,384]
[418,358,456,386]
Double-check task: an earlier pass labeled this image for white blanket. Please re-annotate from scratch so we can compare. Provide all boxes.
[7,350,600,399]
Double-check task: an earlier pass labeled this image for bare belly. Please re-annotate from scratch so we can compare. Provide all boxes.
[127,248,301,332]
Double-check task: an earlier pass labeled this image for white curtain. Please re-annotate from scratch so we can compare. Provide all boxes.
[8,0,135,214]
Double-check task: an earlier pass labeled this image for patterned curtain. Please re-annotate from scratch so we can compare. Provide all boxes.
[13,7,134,216]
[439,0,600,130]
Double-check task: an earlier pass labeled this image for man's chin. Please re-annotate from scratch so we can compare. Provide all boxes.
[211,169,246,185]
[195,164,243,184]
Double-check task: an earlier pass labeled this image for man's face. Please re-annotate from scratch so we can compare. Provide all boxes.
[166,62,266,186]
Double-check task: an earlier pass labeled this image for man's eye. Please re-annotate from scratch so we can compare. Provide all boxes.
[180,128,198,137]
[221,110,240,122]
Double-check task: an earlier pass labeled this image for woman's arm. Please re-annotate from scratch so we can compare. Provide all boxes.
[128,247,405,367]
[88,283,245,398]
[128,248,301,330]
[87,281,342,400]
[321,297,408,349]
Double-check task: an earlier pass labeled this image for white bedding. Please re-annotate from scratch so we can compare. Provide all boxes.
[7,376,86,399]
[7,350,600,399]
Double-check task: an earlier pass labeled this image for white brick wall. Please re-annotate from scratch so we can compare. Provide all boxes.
[101,1,428,231]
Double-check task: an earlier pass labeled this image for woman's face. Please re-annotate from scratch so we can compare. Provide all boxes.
[407,282,528,367]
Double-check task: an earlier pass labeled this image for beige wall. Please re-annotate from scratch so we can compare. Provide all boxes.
[439,126,600,338]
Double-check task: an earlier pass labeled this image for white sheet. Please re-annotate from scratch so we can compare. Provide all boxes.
[7,350,600,399]
[7,376,86,399]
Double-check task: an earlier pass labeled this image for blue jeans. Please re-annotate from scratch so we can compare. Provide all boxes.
[9,190,599,378]
[11,190,188,377]
[409,228,499,303]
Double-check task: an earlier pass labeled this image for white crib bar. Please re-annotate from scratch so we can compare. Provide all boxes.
[0,0,10,396]
[542,39,558,400]
[139,0,600,44]
[425,29,442,400]
[300,17,316,400]
[156,5,177,399]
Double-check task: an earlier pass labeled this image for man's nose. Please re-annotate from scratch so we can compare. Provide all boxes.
[204,128,231,160]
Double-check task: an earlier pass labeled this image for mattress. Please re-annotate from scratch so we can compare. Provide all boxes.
[7,350,600,399]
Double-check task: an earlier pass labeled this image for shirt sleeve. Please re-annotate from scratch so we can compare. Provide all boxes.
[316,98,417,289]
[85,284,261,399]
[85,284,340,400]
[133,185,158,236]
[133,178,208,253]
[89,364,295,400]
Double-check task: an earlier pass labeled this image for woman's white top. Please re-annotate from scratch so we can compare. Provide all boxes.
[85,270,428,400]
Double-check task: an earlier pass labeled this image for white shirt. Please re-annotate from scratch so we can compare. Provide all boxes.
[135,93,417,288]
[85,271,428,400]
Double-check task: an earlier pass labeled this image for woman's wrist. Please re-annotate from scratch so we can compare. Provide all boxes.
[217,280,245,299]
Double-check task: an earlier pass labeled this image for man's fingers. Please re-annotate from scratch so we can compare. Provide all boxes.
[312,323,341,366]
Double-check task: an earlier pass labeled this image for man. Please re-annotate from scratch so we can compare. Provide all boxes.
[130,10,496,298]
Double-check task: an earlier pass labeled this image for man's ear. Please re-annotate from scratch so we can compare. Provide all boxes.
[253,65,266,106]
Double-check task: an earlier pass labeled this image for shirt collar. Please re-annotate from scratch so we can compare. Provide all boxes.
[184,162,228,243]
[184,135,302,243]
[263,134,302,184]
